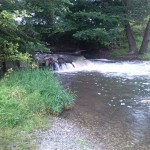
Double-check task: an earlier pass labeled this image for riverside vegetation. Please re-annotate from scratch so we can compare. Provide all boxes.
[1,0,150,75]
[1,1,150,149]
[0,68,75,149]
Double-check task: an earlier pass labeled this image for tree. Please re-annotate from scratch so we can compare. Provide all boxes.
[51,0,126,49]
[22,0,71,42]
[139,17,150,54]
[0,9,32,71]
[121,0,150,54]
[122,0,138,54]
[0,0,48,73]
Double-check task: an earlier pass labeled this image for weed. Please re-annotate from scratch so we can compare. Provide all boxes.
[138,53,150,60]
[0,69,75,149]
[111,49,128,58]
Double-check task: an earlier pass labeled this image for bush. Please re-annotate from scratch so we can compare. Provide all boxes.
[111,49,128,58]
[138,53,150,60]
[0,69,75,128]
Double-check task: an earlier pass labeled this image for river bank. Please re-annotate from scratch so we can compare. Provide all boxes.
[36,110,149,150]
[0,69,75,149]
[36,117,102,150]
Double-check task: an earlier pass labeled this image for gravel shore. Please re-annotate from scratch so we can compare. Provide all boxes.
[36,117,102,150]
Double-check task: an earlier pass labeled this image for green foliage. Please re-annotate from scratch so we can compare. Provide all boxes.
[0,115,51,149]
[0,10,29,62]
[0,40,31,62]
[111,49,128,58]
[52,0,124,47]
[0,3,49,63]
[138,53,150,60]
[0,128,37,149]
[125,0,150,21]
[0,68,75,148]
[74,27,122,46]
[21,42,49,54]
[0,69,75,128]
[0,10,18,45]
[1,0,150,57]
[24,0,70,35]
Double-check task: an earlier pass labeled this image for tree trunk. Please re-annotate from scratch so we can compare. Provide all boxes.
[2,61,7,73]
[125,23,138,54]
[122,0,138,54]
[139,18,150,54]
[16,60,20,68]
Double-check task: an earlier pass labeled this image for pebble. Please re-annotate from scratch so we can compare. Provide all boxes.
[121,103,125,106]
[36,118,103,150]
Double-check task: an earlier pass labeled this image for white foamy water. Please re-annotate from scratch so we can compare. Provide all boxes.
[57,59,150,78]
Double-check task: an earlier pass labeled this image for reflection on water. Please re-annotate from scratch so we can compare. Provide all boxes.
[57,60,150,149]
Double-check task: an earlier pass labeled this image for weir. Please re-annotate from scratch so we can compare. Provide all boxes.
[35,52,150,78]
[57,58,150,78]
[34,52,86,71]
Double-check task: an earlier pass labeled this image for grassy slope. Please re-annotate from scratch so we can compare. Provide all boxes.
[0,69,75,149]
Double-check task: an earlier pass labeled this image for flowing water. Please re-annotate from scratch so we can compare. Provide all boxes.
[57,59,150,150]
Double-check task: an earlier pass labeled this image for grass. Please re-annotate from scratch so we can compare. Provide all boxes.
[75,139,90,150]
[138,53,150,60]
[0,115,51,150]
[0,68,75,149]
[111,48,128,58]
[111,24,150,59]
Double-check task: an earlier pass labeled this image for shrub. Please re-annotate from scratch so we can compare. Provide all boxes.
[138,53,150,60]
[111,49,128,58]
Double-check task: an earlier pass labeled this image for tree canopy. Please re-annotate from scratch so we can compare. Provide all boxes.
[0,0,150,68]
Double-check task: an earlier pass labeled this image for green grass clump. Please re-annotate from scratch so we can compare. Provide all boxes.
[138,53,150,60]
[0,68,75,149]
[111,49,128,58]
[0,69,75,128]
[0,115,51,150]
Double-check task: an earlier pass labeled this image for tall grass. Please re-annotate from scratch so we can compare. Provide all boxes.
[111,49,128,58]
[0,69,75,128]
[0,68,75,149]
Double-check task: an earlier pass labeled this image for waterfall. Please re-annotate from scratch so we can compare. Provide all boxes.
[57,59,150,78]
[35,52,150,78]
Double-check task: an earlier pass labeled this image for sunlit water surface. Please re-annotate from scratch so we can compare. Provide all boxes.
[57,59,150,150]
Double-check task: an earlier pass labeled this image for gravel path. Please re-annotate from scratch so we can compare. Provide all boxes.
[36,117,102,150]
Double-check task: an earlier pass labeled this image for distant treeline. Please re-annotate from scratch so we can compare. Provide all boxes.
[1,0,150,73]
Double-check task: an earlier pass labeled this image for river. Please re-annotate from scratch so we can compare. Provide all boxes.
[57,59,150,150]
